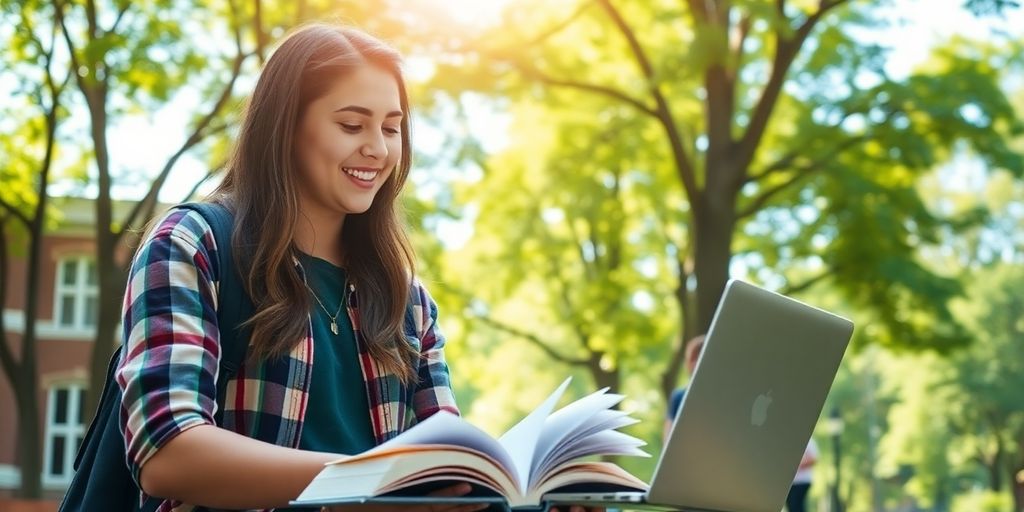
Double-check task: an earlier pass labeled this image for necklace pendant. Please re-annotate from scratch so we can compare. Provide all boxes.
[330,320,339,335]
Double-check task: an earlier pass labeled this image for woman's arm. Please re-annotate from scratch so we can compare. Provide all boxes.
[140,424,336,509]
[411,281,459,418]
[120,209,323,508]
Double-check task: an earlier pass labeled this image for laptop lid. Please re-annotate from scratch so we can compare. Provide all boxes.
[647,279,853,512]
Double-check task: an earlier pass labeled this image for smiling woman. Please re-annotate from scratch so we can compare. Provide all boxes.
[292,64,405,257]
[100,22,474,512]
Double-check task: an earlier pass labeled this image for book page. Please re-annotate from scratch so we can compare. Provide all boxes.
[532,411,643,480]
[358,411,519,486]
[530,461,649,503]
[542,429,648,467]
[497,377,572,490]
[530,388,624,478]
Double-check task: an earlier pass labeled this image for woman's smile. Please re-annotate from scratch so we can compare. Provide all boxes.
[342,166,380,189]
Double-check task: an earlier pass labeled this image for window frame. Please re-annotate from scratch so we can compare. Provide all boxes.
[53,256,99,330]
[41,382,86,486]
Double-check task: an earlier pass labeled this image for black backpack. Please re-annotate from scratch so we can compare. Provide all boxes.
[58,202,253,512]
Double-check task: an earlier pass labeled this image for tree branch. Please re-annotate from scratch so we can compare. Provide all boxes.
[511,63,658,118]
[85,0,98,37]
[472,314,590,366]
[0,199,31,228]
[735,0,850,174]
[746,148,801,183]
[54,0,85,96]
[780,270,832,296]
[597,0,699,207]
[522,0,596,47]
[109,0,131,34]
[661,248,694,399]
[253,0,266,64]
[118,47,247,238]
[736,133,869,219]
[736,166,816,219]
[732,14,752,68]
[181,159,228,202]
[802,0,849,31]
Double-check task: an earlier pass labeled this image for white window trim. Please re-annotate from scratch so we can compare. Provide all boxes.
[42,381,86,487]
[53,256,99,330]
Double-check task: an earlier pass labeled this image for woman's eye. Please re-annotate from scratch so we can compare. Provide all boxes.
[338,123,361,132]
[383,126,401,135]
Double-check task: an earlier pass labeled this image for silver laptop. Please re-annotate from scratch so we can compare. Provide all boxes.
[545,279,853,512]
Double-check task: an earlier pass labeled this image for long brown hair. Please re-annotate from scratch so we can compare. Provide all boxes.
[211,23,418,382]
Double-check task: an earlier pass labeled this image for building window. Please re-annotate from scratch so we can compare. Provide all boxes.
[55,257,98,329]
[43,383,86,483]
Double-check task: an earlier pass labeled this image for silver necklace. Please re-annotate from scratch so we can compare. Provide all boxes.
[306,283,344,335]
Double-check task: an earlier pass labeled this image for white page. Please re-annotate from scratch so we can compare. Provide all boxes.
[555,409,639,445]
[497,377,572,490]
[548,429,648,463]
[534,420,646,480]
[531,389,624,476]
[533,430,649,483]
[363,410,519,486]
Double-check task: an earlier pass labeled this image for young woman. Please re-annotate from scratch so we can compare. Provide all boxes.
[116,23,484,512]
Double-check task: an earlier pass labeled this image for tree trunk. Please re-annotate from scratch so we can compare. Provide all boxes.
[1012,472,1023,512]
[988,457,1003,492]
[83,82,115,423]
[13,125,53,498]
[692,193,737,334]
[13,377,41,498]
[86,263,124,418]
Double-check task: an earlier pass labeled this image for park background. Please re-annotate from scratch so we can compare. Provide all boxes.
[1,0,1023,510]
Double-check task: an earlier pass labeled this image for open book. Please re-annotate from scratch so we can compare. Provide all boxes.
[292,378,650,508]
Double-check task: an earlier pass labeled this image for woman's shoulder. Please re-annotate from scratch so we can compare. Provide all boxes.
[407,277,438,308]
[134,206,221,279]
[146,205,217,249]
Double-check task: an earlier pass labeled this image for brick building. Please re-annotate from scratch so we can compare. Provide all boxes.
[0,197,148,498]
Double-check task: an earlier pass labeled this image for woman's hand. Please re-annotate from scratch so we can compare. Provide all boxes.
[322,483,606,512]
[324,483,489,512]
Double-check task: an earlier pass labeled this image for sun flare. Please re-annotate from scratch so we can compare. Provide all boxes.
[419,0,514,25]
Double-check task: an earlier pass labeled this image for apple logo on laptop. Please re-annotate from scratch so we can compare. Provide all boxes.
[751,390,773,426]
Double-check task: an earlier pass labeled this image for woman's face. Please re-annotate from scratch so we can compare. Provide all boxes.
[293,64,403,218]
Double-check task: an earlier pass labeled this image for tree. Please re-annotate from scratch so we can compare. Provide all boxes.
[412,0,1023,399]
[0,0,72,497]
[1,0,443,495]
[55,0,469,424]
[877,264,1024,511]
[945,264,1024,510]
[52,0,255,418]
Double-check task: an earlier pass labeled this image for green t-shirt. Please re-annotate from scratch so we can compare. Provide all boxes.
[296,253,376,455]
[284,254,377,511]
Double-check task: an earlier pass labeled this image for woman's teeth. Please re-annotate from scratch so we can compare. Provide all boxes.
[343,167,376,181]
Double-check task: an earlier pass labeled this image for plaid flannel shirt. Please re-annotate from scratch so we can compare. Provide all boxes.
[116,208,459,512]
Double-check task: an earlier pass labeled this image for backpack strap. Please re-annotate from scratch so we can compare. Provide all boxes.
[177,202,252,421]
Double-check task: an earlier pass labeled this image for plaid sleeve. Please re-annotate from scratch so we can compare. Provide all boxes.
[411,280,459,419]
[116,208,221,485]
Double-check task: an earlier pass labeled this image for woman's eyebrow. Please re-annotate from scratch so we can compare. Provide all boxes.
[335,105,403,118]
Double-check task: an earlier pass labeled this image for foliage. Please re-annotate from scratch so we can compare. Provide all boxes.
[395,6,1024,457]
[875,264,1024,509]
[950,489,1014,512]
